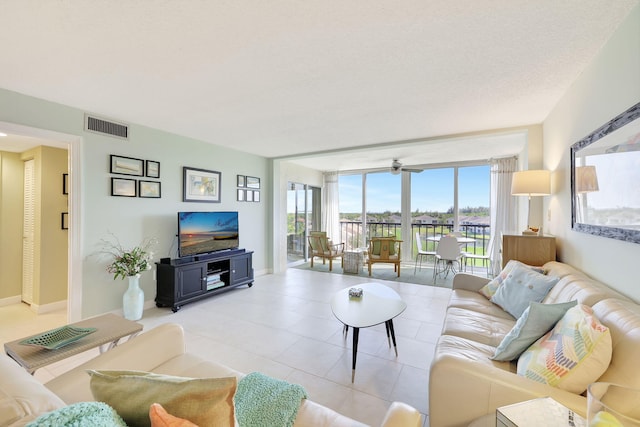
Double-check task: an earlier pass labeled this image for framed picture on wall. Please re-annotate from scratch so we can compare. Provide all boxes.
[246,176,260,189]
[62,173,69,195]
[139,180,161,198]
[111,177,137,197]
[61,212,69,230]
[183,167,221,202]
[110,155,144,176]
[146,160,160,178]
[237,189,245,201]
[253,191,260,202]
[237,175,245,187]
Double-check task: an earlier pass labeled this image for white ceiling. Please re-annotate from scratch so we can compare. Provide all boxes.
[0,1,637,171]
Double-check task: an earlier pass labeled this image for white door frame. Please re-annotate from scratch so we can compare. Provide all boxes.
[0,121,83,322]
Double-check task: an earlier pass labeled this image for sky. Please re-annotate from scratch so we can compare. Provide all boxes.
[339,165,490,213]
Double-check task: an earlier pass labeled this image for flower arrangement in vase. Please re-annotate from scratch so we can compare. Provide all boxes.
[101,234,157,320]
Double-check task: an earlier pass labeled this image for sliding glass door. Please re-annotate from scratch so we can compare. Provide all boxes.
[287,182,321,264]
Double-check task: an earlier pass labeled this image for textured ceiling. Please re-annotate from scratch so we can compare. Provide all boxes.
[0,1,637,171]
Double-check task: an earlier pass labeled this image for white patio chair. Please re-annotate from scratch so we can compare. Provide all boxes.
[463,237,494,277]
[433,235,463,282]
[414,232,436,274]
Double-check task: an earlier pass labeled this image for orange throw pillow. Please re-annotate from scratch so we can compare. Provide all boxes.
[150,403,198,427]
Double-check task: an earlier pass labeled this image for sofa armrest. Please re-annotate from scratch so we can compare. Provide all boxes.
[380,401,422,427]
[452,273,490,292]
[45,323,186,404]
[429,350,586,427]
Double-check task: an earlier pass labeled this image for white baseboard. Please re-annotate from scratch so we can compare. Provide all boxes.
[29,300,67,314]
[0,295,22,307]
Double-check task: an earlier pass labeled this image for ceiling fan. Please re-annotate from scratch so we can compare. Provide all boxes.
[390,159,423,174]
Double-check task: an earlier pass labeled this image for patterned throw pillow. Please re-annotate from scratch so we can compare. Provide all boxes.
[479,260,545,299]
[517,304,612,394]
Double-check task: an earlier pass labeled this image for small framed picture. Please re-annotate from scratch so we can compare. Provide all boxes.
[61,212,69,230]
[246,176,260,189]
[183,167,221,203]
[110,155,144,176]
[237,189,245,201]
[146,160,160,178]
[253,190,260,202]
[237,175,245,187]
[111,177,137,197]
[139,180,161,198]
[246,190,253,202]
[62,173,69,195]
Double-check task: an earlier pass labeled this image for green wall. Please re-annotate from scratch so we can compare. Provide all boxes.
[0,88,271,317]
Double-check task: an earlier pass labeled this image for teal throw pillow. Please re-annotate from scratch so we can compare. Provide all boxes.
[490,263,559,319]
[491,300,577,361]
[26,402,126,427]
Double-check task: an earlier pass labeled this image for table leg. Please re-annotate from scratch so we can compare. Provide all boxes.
[385,321,391,348]
[387,320,398,357]
[351,327,359,383]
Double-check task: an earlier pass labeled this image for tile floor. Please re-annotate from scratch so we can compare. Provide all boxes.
[0,266,454,427]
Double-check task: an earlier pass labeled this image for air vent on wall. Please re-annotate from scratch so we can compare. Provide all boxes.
[84,114,129,140]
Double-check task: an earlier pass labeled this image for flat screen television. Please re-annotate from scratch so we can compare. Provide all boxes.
[178,211,239,258]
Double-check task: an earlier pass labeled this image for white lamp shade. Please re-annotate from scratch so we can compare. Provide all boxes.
[511,170,551,196]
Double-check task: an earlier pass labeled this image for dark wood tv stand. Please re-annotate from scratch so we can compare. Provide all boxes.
[155,249,253,312]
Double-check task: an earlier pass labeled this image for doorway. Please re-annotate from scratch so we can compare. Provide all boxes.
[0,121,82,321]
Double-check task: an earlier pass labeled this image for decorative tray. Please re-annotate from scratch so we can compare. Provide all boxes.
[20,326,97,350]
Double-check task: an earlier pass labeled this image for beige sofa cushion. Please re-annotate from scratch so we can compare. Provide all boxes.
[0,354,66,427]
[441,307,515,347]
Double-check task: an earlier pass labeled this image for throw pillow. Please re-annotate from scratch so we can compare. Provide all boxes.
[517,304,612,394]
[491,300,577,361]
[479,260,545,299]
[149,403,198,427]
[490,263,559,318]
[88,370,236,427]
[26,402,126,427]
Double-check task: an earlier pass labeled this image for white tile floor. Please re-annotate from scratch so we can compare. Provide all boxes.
[0,267,453,427]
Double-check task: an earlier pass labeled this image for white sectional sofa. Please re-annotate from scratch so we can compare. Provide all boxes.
[428,260,640,427]
[1,323,421,427]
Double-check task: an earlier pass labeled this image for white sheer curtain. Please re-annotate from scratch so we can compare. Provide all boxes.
[489,157,517,276]
[322,172,341,243]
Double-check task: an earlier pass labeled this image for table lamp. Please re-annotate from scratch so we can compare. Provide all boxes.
[511,170,551,235]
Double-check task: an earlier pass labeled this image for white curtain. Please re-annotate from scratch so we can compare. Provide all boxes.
[322,172,341,243]
[489,157,517,276]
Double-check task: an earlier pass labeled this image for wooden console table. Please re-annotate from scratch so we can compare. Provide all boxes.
[4,313,143,374]
[501,234,556,268]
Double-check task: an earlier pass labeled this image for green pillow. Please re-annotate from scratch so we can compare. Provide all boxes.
[87,370,236,427]
[491,300,577,361]
[26,402,126,427]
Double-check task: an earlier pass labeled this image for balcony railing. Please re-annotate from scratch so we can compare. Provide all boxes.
[339,221,491,264]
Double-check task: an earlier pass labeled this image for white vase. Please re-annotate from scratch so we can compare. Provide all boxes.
[123,274,144,320]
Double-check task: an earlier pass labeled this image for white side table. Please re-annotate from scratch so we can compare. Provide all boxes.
[496,397,585,427]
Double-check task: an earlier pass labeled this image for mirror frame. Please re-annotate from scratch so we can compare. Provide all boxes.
[570,101,640,244]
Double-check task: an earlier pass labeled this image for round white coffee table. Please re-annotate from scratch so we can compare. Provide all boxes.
[330,282,407,382]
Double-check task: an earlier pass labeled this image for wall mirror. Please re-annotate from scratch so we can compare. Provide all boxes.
[571,102,640,244]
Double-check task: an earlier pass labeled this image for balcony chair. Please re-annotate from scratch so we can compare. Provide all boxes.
[433,235,463,282]
[308,232,344,272]
[463,237,494,277]
[414,232,436,274]
[367,237,402,277]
